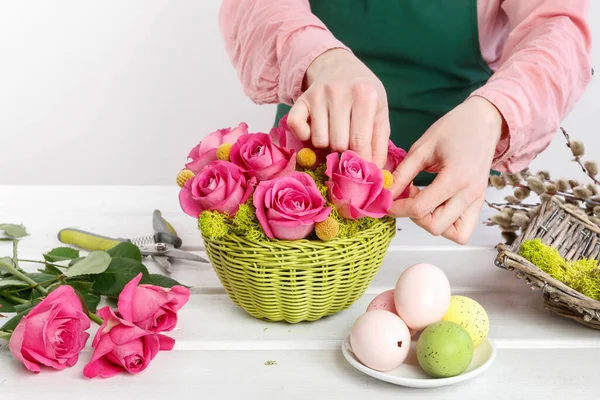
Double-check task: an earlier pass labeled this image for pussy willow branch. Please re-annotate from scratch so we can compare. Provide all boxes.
[510,182,600,207]
[561,127,600,185]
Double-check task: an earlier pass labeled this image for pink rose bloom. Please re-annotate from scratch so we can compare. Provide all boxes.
[230,133,296,181]
[325,151,393,219]
[269,114,327,167]
[83,307,175,378]
[185,122,247,173]
[9,285,90,373]
[179,160,255,218]
[253,172,331,240]
[385,140,410,200]
[118,273,190,333]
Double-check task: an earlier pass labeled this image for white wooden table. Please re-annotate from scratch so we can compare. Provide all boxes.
[0,186,598,399]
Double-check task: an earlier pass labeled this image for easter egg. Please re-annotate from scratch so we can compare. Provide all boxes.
[443,296,489,347]
[417,321,474,378]
[350,310,412,372]
[394,263,451,330]
[367,289,397,314]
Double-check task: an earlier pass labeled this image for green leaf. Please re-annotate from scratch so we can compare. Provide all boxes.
[0,224,28,239]
[0,279,29,289]
[65,251,112,278]
[80,289,101,313]
[1,309,32,332]
[0,296,18,312]
[44,247,80,262]
[0,257,15,274]
[107,242,142,262]
[92,258,150,296]
[69,257,85,266]
[149,274,186,288]
[27,273,57,284]
[65,280,94,291]
[40,265,63,276]
[14,301,38,314]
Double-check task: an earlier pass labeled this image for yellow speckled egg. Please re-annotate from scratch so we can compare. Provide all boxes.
[442,296,489,347]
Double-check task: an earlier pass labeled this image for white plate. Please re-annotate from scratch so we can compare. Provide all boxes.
[341,333,497,388]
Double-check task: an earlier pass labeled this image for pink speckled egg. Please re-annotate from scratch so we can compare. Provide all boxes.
[367,289,397,314]
[394,263,451,331]
[350,310,411,372]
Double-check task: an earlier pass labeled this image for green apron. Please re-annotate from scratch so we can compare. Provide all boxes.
[275,0,493,185]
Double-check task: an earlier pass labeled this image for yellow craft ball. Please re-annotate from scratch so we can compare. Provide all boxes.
[442,295,489,347]
[216,143,233,161]
[176,169,195,188]
[382,170,394,189]
[297,148,317,168]
[315,217,339,241]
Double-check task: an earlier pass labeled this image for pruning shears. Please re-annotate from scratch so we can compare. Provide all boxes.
[57,210,209,274]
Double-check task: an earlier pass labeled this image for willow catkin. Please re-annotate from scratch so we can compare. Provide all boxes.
[570,141,585,157]
[491,213,512,227]
[590,216,600,227]
[514,188,530,201]
[504,173,522,185]
[502,207,516,217]
[573,186,592,200]
[526,176,546,195]
[545,183,557,195]
[540,193,552,203]
[587,184,598,195]
[512,212,530,228]
[502,231,518,245]
[489,175,506,189]
[594,207,600,218]
[556,178,569,192]
[505,195,520,204]
[584,160,599,176]
[569,179,581,189]
[536,170,551,181]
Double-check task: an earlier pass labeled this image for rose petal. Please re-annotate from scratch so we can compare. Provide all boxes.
[117,273,144,322]
[158,334,175,351]
[269,220,314,240]
[83,355,123,378]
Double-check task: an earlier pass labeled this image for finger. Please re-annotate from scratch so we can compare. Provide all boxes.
[387,184,419,217]
[389,146,429,199]
[287,98,311,141]
[328,89,352,153]
[307,89,330,148]
[372,110,390,169]
[442,195,485,245]
[349,84,378,162]
[391,170,459,219]
[411,188,473,236]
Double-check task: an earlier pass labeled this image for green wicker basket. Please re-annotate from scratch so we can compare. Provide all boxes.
[203,216,396,323]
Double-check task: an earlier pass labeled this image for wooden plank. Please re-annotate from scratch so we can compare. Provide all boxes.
[0,348,596,399]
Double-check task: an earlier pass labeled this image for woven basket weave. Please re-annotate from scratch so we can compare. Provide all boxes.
[495,197,600,330]
[202,217,396,323]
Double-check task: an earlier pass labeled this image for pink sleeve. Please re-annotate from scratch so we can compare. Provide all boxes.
[470,0,593,173]
[219,0,349,105]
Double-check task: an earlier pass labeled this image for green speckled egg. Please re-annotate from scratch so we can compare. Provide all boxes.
[443,295,489,347]
[417,321,474,378]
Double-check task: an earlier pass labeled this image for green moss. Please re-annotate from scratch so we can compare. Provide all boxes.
[519,239,600,301]
[199,211,232,240]
[301,164,328,200]
[231,201,266,241]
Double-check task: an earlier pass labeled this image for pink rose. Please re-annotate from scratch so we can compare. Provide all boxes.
[118,273,190,333]
[253,172,331,240]
[384,140,407,172]
[179,160,255,218]
[385,140,410,200]
[269,114,327,167]
[325,150,393,219]
[185,122,247,173]
[230,133,296,181]
[83,307,175,378]
[9,285,90,373]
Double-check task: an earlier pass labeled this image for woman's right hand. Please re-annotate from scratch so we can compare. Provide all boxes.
[287,49,390,168]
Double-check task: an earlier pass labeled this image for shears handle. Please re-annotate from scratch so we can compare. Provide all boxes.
[152,210,182,248]
[58,228,129,251]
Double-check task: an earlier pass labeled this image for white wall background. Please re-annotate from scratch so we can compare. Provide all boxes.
[0,0,598,185]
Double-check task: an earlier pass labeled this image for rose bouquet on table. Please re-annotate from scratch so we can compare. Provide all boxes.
[176,114,410,242]
[0,225,190,378]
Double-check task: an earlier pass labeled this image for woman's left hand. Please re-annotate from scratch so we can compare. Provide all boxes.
[388,96,505,244]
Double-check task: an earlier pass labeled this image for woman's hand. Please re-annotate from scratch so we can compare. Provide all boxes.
[388,97,505,244]
[287,49,390,168]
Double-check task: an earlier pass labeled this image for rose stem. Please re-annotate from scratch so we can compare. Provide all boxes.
[7,276,63,294]
[0,293,29,304]
[0,331,12,341]
[0,260,48,296]
[88,312,103,325]
[18,259,67,269]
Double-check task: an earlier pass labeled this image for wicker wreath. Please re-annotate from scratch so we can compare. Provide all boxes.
[203,217,396,323]
[495,197,600,329]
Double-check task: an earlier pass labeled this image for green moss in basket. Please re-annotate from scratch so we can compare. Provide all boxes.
[519,239,600,301]
[231,201,267,241]
[198,210,233,240]
[300,164,328,200]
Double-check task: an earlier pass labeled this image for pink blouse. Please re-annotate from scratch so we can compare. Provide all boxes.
[219,0,592,173]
